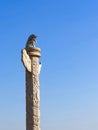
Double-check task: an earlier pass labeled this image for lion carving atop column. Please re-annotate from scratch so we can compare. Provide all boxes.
[21,34,42,73]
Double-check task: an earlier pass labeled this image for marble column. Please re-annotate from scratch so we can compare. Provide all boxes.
[21,35,41,130]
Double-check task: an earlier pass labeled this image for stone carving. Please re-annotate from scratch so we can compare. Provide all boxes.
[26,56,40,130]
[26,34,37,48]
[21,49,31,72]
[21,49,42,74]
[21,34,41,130]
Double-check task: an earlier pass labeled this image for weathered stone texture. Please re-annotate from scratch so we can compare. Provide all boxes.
[22,35,41,130]
[26,54,40,130]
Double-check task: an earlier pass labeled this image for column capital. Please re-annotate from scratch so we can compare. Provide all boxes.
[26,46,41,58]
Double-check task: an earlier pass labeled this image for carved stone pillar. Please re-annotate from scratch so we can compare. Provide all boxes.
[21,35,41,130]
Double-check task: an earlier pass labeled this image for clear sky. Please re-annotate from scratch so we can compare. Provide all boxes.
[0,0,98,130]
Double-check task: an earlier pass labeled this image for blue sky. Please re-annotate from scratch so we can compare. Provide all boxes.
[0,0,98,130]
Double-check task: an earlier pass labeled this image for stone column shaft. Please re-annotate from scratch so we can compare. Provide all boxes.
[21,34,41,130]
[26,48,41,130]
